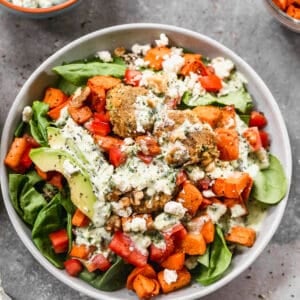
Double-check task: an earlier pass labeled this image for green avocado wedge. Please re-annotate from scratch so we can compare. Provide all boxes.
[29,147,96,219]
[252,154,287,205]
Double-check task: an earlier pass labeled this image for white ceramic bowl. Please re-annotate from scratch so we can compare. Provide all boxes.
[0,0,81,18]
[0,23,292,300]
[262,0,300,33]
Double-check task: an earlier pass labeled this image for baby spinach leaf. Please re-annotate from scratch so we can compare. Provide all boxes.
[198,245,210,268]
[80,257,133,291]
[29,101,51,146]
[32,193,69,268]
[53,62,126,86]
[57,77,79,96]
[196,226,232,286]
[252,154,287,204]
[9,172,46,226]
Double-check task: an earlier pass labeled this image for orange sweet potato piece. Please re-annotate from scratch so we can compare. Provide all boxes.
[212,172,252,198]
[4,137,28,172]
[158,267,191,294]
[181,233,206,255]
[72,208,90,227]
[225,226,256,247]
[161,252,185,270]
[132,274,160,299]
[180,53,204,76]
[273,0,287,10]
[177,182,203,216]
[70,244,92,259]
[88,75,121,91]
[193,105,222,128]
[144,46,171,70]
[201,219,215,244]
[286,4,300,18]
[218,106,236,129]
[47,100,70,120]
[215,128,239,161]
[68,105,93,124]
[127,264,157,290]
[43,87,68,109]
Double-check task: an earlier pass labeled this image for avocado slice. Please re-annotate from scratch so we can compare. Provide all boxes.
[30,147,96,219]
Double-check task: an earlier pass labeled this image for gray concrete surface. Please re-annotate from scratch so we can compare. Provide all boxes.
[0,0,299,299]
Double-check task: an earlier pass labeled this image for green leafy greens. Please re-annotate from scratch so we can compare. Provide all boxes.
[196,226,232,285]
[252,154,287,204]
[53,62,126,86]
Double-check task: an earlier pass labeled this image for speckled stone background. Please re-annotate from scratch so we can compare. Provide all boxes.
[0,1,299,299]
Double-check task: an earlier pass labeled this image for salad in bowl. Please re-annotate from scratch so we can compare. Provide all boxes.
[2,27,289,299]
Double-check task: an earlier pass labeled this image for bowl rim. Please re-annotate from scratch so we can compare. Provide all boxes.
[0,0,78,14]
[0,23,292,300]
[264,0,300,25]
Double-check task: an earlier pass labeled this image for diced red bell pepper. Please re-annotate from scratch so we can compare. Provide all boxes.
[20,146,33,169]
[150,235,174,263]
[176,169,188,186]
[199,74,222,92]
[109,147,127,167]
[164,223,188,242]
[243,127,262,152]
[249,111,267,128]
[94,112,110,122]
[85,119,111,136]
[109,231,148,267]
[259,130,270,148]
[124,69,142,86]
[138,152,153,164]
[49,228,69,254]
[87,253,111,272]
[64,258,83,277]
[197,177,211,191]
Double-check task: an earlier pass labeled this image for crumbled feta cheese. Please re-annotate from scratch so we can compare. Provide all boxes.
[186,165,205,182]
[164,201,187,218]
[111,201,132,217]
[131,43,151,56]
[96,50,113,62]
[134,58,150,68]
[202,189,216,198]
[22,106,33,123]
[230,204,247,218]
[153,213,179,231]
[123,217,147,233]
[129,233,151,256]
[184,72,206,97]
[155,33,169,47]
[163,269,178,284]
[210,57,234,79]
[206,203,227,224]
[162,54,185,74]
